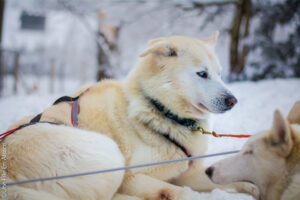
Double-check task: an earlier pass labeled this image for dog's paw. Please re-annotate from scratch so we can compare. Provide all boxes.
[231,182,259,199]
[179,187,198,200]
[157,187,196,200]
[158,189,174,200]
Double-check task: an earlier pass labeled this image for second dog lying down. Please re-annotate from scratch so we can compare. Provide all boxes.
[206,101,300,200]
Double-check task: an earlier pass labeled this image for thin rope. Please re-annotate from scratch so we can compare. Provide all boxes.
[2,150,239,187]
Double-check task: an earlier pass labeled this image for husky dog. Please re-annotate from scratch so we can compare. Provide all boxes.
[206,101,300,200]
[5,32,238,199]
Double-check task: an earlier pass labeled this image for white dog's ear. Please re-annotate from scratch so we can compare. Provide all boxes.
[287,101,300,125]
[203,31,219,48]
[269,110,292,156]
[140,40,177,57]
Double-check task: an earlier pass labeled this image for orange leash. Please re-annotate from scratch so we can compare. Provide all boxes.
[211,131,251,138]
[196,126,251,138]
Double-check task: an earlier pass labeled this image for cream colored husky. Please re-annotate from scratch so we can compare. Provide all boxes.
[206,101,300,200]
[4,32,238,199]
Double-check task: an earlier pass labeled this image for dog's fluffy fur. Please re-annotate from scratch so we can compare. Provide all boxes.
[6,124,125,200]
[4,33,239,199]
[206,101,300,200]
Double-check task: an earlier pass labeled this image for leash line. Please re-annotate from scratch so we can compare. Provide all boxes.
[2,150,239,187]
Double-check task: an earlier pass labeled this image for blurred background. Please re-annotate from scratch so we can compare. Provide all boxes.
[0,0,299,96]
[0,1,299,198]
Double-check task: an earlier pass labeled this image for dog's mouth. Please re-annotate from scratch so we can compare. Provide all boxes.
[239,180,255,185]
[191,102,211,113]
[188,102,212,118]
[239,179,262,199]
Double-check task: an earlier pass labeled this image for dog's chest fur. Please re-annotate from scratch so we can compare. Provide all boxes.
[129,133,190,180]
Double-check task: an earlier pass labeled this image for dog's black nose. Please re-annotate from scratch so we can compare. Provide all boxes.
[205,166,214,179]
[225,95,237,108]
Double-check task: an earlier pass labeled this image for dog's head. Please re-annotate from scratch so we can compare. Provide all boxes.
[205,108,299,198]
[128,32,237,119]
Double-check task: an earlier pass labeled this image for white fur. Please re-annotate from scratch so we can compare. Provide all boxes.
[4,123,125,200]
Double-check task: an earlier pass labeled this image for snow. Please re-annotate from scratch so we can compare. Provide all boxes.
[206,78,300,164]
[1,77,299,199]
[188,188,254,200]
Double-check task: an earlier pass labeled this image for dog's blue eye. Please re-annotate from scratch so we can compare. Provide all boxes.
[196,71,208,79]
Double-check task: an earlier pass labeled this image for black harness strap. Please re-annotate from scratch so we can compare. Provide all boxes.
[52,88,90,127]
[30,113,42,123]
[162,134,191,157]
[19,121,60,130]
[53,96,79,105]
[52,94,81,127]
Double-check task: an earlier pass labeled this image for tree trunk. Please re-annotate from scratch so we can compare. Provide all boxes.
[229,0,251,80]
[229,2,243,74]
[96,43,111,81]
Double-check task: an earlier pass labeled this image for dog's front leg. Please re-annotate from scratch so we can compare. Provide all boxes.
[172,160,216,192]
[119,174,196,200]
[112,193,143,200]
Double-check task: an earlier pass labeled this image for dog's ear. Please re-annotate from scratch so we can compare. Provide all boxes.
[287,101,300,125]
[203,31,219,48]
[268,110,292,156]
[140,40,177,57]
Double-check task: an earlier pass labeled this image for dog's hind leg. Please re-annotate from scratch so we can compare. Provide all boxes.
[8,186,65,200]
[112,193,143,200]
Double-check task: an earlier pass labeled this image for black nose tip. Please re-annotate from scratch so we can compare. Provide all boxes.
[205,166,214,179]
[225,95,238,108]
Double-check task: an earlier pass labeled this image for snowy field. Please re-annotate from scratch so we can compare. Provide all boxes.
[1,77,300,199]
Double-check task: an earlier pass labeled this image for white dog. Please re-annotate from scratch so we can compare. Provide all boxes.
[206,101,300,200]
[5,33,239,199]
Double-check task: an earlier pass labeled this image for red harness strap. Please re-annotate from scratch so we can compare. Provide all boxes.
[0,89,90,140]
[71,88,90,127]
[0,122,59,141]
[0,127,21,140]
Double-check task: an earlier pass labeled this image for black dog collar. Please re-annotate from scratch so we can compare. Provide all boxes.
[149,98,201,132]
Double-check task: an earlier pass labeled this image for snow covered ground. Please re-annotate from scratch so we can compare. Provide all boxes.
[1,77,300,199]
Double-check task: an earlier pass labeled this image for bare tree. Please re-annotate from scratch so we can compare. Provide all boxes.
[58,0,121,81]
[229,0,251,80]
